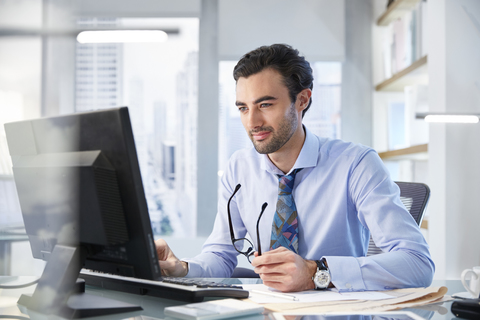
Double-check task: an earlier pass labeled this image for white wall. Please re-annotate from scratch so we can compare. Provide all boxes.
[218,0,345,62]
[428,0,480,279]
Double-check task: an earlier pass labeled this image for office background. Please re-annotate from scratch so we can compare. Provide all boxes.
[0,0,479,282]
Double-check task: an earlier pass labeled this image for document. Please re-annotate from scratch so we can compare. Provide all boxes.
[242,285,448,314]
[243,284,397,304]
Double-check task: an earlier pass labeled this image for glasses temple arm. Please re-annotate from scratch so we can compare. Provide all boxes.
[227,184,241,242]
[256,202,268,255]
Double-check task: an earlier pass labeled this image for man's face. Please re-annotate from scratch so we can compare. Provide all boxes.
[235,68,300,155]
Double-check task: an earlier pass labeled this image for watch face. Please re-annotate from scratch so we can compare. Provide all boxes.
[314,270,330,288]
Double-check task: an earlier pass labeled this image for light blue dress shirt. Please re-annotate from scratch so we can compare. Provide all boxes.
[185,127,435,291]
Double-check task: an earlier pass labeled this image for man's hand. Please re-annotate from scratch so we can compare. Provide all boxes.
[155,238,188,277]
[251,247,317,292]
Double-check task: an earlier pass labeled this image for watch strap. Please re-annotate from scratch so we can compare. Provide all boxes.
[315,258,328,271]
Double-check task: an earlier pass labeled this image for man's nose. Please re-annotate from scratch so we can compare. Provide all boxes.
[246,108,263,129]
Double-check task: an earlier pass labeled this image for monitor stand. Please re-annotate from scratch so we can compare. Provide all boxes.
[17,244,142,319]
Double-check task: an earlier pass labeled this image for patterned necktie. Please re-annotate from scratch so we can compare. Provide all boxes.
[270,168,301,253]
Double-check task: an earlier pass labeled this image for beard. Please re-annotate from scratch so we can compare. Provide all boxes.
[248,104,298,154]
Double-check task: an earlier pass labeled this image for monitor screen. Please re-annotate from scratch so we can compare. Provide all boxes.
[4,107,161,316]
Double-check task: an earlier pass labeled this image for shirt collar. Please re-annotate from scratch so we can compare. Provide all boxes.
[260,125,320,175]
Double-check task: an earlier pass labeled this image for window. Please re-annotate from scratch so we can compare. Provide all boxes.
[74,18,199,237]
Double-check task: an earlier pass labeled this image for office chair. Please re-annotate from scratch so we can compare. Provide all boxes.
[367,181,430,256]
[231,181,431,277]
[231,266,259,278]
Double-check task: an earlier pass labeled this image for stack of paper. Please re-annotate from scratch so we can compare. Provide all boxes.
[242,284,448,314]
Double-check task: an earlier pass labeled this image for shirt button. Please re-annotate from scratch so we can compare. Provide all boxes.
[345,283,352,289]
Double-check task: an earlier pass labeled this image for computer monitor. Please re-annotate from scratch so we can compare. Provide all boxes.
[4,107,161,318]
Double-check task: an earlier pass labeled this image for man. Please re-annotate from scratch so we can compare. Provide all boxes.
[156,44,435,293]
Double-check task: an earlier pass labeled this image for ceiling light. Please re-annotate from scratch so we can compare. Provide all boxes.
[416,113,480,123]
[76,30,168,44]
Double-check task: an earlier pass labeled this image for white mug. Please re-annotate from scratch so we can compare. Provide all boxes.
[461,266,480,298]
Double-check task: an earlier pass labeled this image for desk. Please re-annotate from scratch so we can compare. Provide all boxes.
[0,278,468,320]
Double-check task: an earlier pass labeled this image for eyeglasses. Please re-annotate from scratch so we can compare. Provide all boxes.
[227,184,268,263]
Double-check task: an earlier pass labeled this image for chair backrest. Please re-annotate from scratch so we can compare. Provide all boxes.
[367,181,430,256]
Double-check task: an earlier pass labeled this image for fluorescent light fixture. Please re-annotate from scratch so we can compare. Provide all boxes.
[416,113,480,123]
[425,115,479,123]
[77,30,168,44]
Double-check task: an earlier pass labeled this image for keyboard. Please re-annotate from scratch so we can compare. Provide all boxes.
[79,269,250,302]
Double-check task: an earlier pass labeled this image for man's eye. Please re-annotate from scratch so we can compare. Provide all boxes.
[260,103,271,108]
[238,107,247,112]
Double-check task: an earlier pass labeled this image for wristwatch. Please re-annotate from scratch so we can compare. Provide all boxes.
[312,258,331,290]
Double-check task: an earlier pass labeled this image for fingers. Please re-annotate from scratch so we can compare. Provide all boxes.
[252,249,297,289]
[156,238,180,261]
[156,238,188,277]
[159,257,188,277]
[261,272,298,292]
[262,280,292,292]
[255,260,298,279]
[155,238,170,260]
[251,247,316,292]
[251,247,294,268]
[159,260,177,276]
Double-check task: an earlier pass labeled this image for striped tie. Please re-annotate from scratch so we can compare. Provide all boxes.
[270,168,301,253]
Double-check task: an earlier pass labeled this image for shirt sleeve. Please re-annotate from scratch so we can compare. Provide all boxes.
[324,150,435,291]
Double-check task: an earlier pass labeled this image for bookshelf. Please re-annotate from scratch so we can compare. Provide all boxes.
[378,143,430,230]
[420,219,428,230]
[378,143,428,160]
[372,0,431,232]
[379,143,429,230]
[375,55,428,91]
[372,0,429,160]
[377,0,423,26]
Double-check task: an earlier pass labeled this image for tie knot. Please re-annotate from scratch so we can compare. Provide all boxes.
[278,168,301,194]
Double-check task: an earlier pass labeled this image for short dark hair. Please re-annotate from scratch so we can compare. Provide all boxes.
[233,44,314,117]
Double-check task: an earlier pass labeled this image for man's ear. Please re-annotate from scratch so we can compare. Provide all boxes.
[296,88,312,112]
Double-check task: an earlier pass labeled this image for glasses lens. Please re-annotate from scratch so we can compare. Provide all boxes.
[233,238,254,255]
